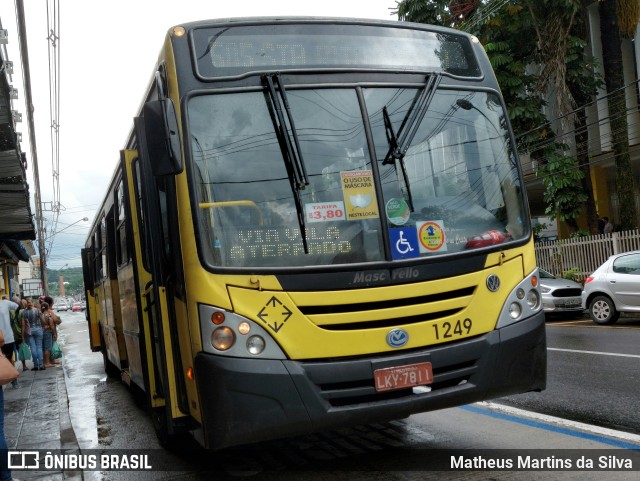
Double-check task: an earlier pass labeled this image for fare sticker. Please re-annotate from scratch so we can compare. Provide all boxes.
[340,170,379,220]
[417,220,447,253]
[305,202,346,223]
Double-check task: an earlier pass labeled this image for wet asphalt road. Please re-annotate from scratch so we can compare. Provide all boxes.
[55,310,640,480]
[497,314,640,435]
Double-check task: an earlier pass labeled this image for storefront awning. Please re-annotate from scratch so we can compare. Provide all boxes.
[0,239,30,262]
[0,58,36,241]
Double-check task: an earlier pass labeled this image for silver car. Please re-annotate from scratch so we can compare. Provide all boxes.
[582,251,640,325]
[539,268,583,316]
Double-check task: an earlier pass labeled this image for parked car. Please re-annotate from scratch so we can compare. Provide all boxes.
[56,303,68,312]
[582,251,640,325]
[72,302,83,312]
[539,268,584,317]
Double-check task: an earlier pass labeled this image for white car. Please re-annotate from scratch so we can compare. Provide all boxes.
[56,303,68,312]
[583,251,640,324]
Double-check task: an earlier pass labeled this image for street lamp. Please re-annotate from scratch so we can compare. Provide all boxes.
[52,217,89,236]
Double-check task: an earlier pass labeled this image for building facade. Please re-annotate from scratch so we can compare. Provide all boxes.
[523,5,640,237]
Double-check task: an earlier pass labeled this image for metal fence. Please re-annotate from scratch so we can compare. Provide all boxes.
[534,230,640,282]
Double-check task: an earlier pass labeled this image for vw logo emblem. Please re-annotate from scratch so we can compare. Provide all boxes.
[387,328,409,348]
[486,274,500,292]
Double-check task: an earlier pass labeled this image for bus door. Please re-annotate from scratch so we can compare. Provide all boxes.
[113,172,145,389]
[81,247,100,350]
[103,206,127,376]
[119,148,162,403]
[131,114,190,442]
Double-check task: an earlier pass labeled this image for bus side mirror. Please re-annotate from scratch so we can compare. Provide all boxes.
[142,98,183,176]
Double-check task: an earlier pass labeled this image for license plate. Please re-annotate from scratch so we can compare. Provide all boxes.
[374,362,433,393]
[564,298,581,306]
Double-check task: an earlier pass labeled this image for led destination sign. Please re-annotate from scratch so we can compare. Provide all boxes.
[225,226,353,260]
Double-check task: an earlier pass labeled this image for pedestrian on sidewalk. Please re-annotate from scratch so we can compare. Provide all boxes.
[40,302,58,368]
[0,297,19,384]
[22,299,44,370]
[0,328,17,481]
[43,297,62,365]
[10,299,28,372]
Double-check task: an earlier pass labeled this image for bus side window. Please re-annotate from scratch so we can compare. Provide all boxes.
[115,180,129,267]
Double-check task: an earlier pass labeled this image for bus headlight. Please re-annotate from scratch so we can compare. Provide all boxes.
[496,268,543,328]
[212,327,235,351]
[247,335,266,355]
[199,305,287,359]
[526,289,540,308]
[509,302,522,319]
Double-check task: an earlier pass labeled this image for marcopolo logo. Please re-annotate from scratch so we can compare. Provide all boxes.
[386,328,409,348]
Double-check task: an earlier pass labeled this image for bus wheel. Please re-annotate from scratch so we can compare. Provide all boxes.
[99,329,121,378]
[101,348,121,378]
[152,408,181,450]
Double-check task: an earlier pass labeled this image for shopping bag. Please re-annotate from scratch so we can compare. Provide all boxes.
[18,342,32,361]
[0,353,19,385]
[51,341,62,360]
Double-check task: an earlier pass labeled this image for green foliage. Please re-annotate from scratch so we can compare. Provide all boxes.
[394,1,451,25]
[537,144,587,225]
[562,267,581,282]
[570,230,590,238]
[532,222,548,241]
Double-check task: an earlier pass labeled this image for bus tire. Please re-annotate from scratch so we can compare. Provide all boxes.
[589,295,619,325]
[152,407,187,451]
[99,328,121,378]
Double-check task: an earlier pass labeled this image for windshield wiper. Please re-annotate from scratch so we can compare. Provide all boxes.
[262,73,310,253]
[382,74,441,212]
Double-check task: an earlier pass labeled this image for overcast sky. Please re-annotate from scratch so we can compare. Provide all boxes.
[1,0,397,269]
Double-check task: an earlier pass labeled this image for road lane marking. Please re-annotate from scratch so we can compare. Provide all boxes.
[547,320,640,329]
[464,403,640,449]
[548,347,640,359]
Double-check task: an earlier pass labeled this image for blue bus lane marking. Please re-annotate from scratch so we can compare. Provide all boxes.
[460,404,640,450]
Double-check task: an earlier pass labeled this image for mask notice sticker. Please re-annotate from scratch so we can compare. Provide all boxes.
[340,170,379,220]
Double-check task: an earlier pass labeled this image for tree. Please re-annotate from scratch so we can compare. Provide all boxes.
[395,1,546,141]
[598,0,639,230]
[537,141,586,230]
[526,0,601,233]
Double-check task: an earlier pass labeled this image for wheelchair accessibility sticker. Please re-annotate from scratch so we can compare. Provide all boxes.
[417,220,447,253]
[389,227,420,260]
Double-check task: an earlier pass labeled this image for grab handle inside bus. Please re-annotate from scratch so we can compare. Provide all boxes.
[142,98,183,176]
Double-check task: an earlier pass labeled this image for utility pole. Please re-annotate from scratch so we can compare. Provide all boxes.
[15,0,48,295]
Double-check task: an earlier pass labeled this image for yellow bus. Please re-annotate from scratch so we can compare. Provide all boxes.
[81,17,546,450]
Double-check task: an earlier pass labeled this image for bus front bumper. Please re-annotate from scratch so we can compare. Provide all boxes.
[194,310,546,450]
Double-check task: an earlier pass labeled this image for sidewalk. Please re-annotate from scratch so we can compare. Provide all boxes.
[3,360,81,480]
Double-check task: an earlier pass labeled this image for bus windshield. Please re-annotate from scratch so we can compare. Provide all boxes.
[189,87,526,269]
